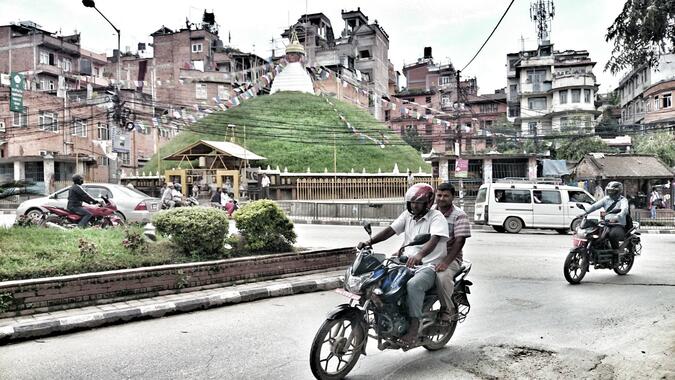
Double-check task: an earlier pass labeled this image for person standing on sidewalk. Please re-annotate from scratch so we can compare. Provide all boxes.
[649,187,662,219]
[433,182,471,323]
[260,173,270,199]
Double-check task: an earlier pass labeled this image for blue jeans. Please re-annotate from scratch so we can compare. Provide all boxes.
[406,267,437,319]
[650,205,657,219]
[69,206,93,228]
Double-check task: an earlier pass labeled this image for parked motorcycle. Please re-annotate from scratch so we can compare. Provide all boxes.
[41,196,125,228]
[563,203,642,284]
[309,224,473,379]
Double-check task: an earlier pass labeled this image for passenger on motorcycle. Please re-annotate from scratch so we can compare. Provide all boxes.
[171,183,184,207]
[67,174,101,228]
[357,183,449,345]
[161,182,175,209]
[433,182,471,323]
[583,181,629,250]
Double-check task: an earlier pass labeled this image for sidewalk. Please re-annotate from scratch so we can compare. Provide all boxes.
[0,270,345,344]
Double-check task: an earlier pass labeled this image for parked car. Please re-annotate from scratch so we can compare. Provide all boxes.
[17,184,162,223]
[473,182,601,234]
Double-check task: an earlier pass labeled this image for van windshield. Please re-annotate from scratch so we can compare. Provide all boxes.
[476,188,487,203]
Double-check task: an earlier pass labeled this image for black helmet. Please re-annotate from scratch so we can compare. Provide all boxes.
[173,183,182,191]
[72,174,84,185]
[605,181,623,199]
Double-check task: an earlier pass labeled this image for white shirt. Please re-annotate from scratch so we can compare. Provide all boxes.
[261,175,270,188]
[390,209,449,265]
[221,192,232,206]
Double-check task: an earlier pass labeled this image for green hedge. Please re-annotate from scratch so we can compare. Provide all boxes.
[153,207,229,257]
[233,200,297,253]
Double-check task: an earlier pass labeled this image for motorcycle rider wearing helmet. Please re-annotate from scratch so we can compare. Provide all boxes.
[67,174,100,228]
[584,181,629,250]
[171,183,184,207]
[357,183,449,345]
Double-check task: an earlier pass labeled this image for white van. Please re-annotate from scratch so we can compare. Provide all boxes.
[473,181,599,234]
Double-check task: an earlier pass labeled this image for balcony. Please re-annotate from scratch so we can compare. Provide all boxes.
[552,73,596,89]
[520,81,552,94]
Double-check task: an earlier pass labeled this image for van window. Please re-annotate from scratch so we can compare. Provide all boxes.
[476,188,487,203]
[495,189,531,203]
[568,190,593,204]
[533,190,561,204]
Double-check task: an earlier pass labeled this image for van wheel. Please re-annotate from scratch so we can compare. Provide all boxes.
[571,218,581,231]
[492,226,506,233]
[503,217,523,233]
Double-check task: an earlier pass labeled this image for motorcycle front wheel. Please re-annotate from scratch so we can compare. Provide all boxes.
[564,249,588,284]
[422,319,457,351]
[613,253,634,275]
[309,316,366,380]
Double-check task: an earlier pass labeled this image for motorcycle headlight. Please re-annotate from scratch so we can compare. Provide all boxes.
[345,271,370,294]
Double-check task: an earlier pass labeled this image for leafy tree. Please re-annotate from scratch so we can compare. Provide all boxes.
[402,126,431,153]
[632,131,675,166]
[606,0,675,73]
[554,137,616,162]
[595,109,622,137]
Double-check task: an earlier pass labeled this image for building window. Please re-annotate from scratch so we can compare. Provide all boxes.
[479,103,498,113]
[71,119,86,137]
[528,97,546,110]
[559,90,567,104]
[571,89,581,103]
[196,83,207,99]
[98,155,109,167]
[560,117,569,129]
[584,89,591,103]
[12,111,27,128]
[191,43,203,53]
[425,96,432,103]
[358,50,371,59]
[425,125,432,135]
[39,51,49,65]
[508,105,520,117]
[440,76,451,85]
[441,95,450,105]
[528,122,538,135]
[48,80,55,90]
[662,94,672,108]
[654,96,659,110]
[38,111,58,132]
[119,152,131,166]
[61,59,72,72]
[97,122,110,140]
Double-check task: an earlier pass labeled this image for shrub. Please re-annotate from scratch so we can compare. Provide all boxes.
[78,238,99,260]
[13,215,37,228]
[153,207,229,257]
[122,227,148,255]
[234,200,296,253]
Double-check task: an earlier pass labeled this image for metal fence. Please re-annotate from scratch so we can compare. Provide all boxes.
[631,209,675,230]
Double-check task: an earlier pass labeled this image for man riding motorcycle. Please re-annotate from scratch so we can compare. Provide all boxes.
[582,181,629,250]
[67,174,101,228]
[357,183,449,345]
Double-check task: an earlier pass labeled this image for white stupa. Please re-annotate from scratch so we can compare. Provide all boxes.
[270,30,315,95]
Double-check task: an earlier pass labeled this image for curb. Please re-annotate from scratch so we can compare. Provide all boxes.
[0,210,16,215]
[0,274,344,344]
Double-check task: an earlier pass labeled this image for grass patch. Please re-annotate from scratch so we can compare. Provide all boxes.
[143,92,430,174]
[0,227,193,281]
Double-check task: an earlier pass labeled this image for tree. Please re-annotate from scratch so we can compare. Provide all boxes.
[632,132,675,166]
[554,137,616,162]
[402,126,431,153]
[606,0,675,74]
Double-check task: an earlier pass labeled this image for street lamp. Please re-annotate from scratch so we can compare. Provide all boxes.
[82,0,120,88]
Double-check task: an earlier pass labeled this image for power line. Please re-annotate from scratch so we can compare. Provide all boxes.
[460,0,515,72]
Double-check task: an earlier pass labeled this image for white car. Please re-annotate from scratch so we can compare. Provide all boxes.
[17,183,162,223]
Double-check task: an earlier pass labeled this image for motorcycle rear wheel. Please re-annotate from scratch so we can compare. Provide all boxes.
[309,316,365,380]
[613,253,634,275]
[564,249,588,284]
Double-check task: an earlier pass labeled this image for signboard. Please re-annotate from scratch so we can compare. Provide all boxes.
[454,158,469,178]
[112,127,130,153]
[9,72,25,113]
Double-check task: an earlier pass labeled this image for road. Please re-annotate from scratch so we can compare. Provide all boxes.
[1,228,673,379]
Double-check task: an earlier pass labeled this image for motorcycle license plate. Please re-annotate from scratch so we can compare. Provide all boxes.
[334,288,361,301]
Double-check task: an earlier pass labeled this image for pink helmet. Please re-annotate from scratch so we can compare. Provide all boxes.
[405,183,434,215]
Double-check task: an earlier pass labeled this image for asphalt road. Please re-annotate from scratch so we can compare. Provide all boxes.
[1,228,673,379]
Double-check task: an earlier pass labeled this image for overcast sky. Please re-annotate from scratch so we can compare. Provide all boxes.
[3,0,626,93]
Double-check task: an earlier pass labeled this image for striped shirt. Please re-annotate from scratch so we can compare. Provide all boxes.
[434,204,471,263]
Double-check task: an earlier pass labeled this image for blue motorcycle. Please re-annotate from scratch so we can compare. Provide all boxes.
[309,224,473,380]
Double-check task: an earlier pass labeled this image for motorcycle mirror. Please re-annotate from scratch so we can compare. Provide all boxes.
[576,203,587,210]
[405,233,431,247]
[362,222,372,237]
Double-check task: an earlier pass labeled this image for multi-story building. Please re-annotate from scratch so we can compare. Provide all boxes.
[643,78,675,125]
[506,43,599,136]
[282,8,397,120]
[388,47,506,156]
[614,54,675,126]
[0,21,171,191]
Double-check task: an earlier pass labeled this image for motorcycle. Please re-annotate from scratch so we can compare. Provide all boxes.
[309,224,473,380]
[563,203,642,284]
[41,196,125,228]
[161,196,199,210]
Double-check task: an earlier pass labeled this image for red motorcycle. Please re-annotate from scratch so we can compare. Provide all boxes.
[41,196,125,228]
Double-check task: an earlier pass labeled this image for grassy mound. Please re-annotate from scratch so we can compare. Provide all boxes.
[143,92,430,173]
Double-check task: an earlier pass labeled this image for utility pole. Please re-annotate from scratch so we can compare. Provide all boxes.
[456,69,465,209]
